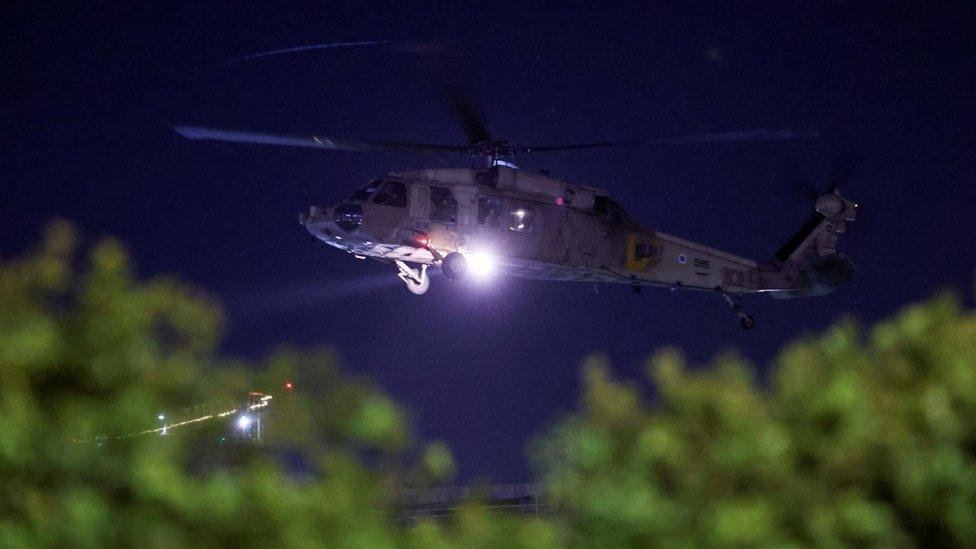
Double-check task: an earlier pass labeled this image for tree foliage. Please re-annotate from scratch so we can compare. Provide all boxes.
[534,297,976,547]
[0,222,543,547]
[2,222,974,547]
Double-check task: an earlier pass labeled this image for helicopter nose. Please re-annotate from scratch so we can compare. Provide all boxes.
[333,202,364,232]
[302,204,329,226]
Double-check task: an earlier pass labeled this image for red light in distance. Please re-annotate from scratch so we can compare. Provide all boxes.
[284,381,294,390]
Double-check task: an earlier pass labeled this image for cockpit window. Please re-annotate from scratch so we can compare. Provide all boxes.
[373,180,407,207]
[351,180,380,201]
[429,186,457,224]
[509,204,536,233]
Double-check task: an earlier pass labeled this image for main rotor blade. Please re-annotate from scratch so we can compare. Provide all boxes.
[444,82,492,144]
[512,140,639,154]
[649,128,818,145]
[513,128,817,154]
[421,46,493,143]
[172,126,467,154]
[827,146,861,191]
[221,41,394,65]
[775,160,821,203]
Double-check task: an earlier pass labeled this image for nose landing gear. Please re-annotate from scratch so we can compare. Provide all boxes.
[396,261,430,295]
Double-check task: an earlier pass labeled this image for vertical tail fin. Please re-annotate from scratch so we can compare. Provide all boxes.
[773,213,826,263]
[769,192,858,298]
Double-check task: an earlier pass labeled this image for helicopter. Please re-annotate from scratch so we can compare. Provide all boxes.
[174,68,857,330]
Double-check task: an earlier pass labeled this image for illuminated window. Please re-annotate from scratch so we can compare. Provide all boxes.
[429,186,457,224]
[478,197,504,227]
[509,204,535,233]
[373,180,407,207]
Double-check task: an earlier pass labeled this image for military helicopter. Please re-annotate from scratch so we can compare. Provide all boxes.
[175,76,856,330]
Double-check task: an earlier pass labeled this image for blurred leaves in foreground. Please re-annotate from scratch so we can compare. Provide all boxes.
[0,221,512,547]
[534,297,976,547]
[2,222,975,547]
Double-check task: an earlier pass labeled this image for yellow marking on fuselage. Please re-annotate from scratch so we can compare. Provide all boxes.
[626,232,651,271]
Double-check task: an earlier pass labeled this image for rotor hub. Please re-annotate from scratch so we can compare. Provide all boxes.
[468,140,515,160]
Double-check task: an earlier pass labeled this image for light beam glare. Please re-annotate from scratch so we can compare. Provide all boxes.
[466,251,497,280]
[237,415,252,431]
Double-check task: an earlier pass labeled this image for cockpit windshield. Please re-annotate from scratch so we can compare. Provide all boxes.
[350,180,381,201]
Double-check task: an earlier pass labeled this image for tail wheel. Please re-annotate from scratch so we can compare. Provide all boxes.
[739,315,755,330]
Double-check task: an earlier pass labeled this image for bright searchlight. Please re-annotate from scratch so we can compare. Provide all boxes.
[466,251,497,279]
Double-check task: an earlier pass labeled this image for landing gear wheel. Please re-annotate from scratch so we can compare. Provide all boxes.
[396,261,430,295]
[739,315,755,330]
[441,251,468,281]
[404,271,430,295]
[719,291,755,331]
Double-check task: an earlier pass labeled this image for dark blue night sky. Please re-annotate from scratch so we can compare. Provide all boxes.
[3,2,974,481]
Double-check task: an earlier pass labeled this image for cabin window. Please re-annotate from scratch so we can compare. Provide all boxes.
[593,195,609,213]
[509,205,536,233]
[351,180,380,201]
[477,197,504,227]
[373,180,407,207]
[429,186,457,224]
[413,186,429,218]
[635,243,656,260]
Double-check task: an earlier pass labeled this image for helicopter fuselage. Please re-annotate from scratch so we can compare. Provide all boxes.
[299,165,836,297]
